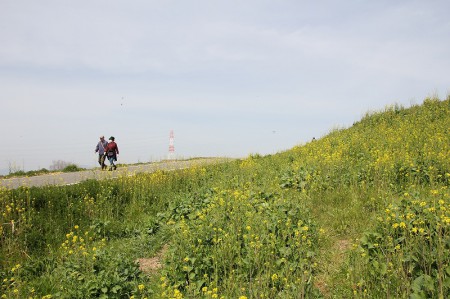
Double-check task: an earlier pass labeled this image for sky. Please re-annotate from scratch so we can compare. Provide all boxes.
[1,0,449,174]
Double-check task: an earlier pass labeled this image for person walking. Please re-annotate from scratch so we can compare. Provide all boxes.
[104,136,119,170]
[94,135,108,170]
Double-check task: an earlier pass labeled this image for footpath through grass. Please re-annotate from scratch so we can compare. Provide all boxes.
[1,97,449,298]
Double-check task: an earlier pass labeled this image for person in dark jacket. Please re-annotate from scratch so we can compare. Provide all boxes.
[104,136,119,170]
[95,135,108,170]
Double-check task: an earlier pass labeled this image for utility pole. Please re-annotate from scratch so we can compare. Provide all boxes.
[168,130,175,160]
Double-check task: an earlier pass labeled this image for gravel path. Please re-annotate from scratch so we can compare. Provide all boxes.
[0,158,231,189]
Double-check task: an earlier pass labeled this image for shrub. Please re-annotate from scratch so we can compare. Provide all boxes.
[62,164,84,172]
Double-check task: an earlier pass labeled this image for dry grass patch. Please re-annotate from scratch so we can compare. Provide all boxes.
[137,244,168,274]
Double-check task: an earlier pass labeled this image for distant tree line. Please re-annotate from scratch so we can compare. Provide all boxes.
[1,160,84,178]
[49,160,72,171]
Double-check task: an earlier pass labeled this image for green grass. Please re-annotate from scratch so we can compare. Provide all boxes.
[1,96,449,298]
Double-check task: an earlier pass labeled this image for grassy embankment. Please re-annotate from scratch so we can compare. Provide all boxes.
[0,164,85,179]
[1,97,449,298]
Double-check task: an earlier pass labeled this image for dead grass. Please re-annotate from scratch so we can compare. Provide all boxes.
[137,244,168,274]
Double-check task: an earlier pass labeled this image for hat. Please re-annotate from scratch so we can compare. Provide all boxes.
[109,136,115,141]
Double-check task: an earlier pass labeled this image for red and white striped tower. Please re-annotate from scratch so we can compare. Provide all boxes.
[168,130,175,160]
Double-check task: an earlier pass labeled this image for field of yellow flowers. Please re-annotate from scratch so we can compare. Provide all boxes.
[1,97,449,298]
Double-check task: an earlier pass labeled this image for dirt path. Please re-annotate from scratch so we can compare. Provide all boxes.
[0,158,231,189]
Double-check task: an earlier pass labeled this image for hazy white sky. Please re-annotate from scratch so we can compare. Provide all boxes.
[1,0,449,173]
